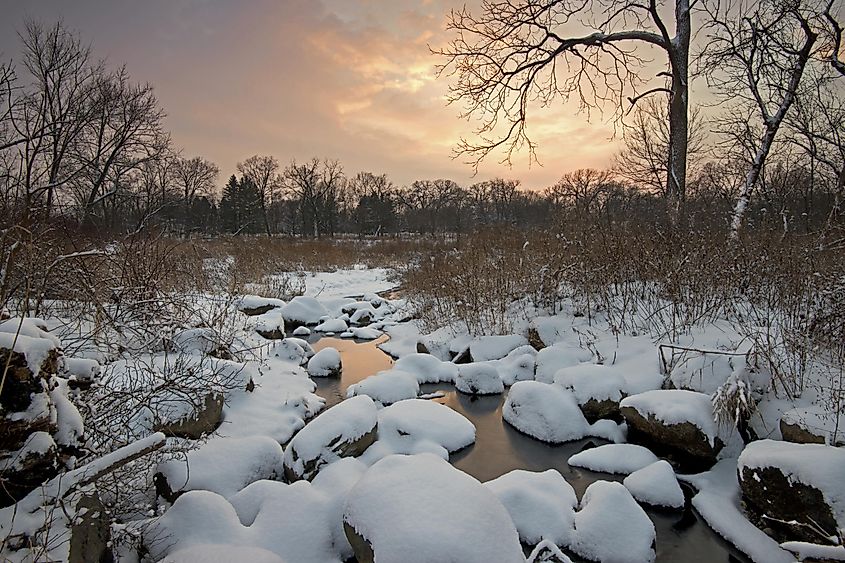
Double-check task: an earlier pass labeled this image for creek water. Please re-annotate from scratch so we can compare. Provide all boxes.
[310,336,748,563]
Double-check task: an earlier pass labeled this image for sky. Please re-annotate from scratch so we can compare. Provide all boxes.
[0,0,623,191]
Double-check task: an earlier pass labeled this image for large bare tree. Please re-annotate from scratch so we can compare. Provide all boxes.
[435,0,695,218]
[237,155,281,236]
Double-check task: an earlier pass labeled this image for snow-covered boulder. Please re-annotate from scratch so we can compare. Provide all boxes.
[315,318,348,333]
[283,395,378,481]
[171,327,230,357]
[493,345,537,386]
[780,406,844,446]
[236,295,285,316]
[346,370,419,405]
[485,469,577,546]
[392,353,458,384]
[570,481,656,563]
[160,545,286,563]
[535,342,593,383]
[254,313,286,340]
[455,363,504,395]
[280,296,329,327]
[307,347,342,378]
[375,399,475,457]
[503,381,589,443]
[268,338,314,365]
[292,326,311,337]
[347,326,382,340]
[342,453,524,563]
[349,307,376,326]
[465,335,529,362]
[620,389,722,471]
[155,436,285,500]
[62,357,101,389]
[623,460,684,509]
[738,440,845,543]
[155,392,224,439]
[0,318,61,413]
[567,444,659,475]
[554,364,626,422]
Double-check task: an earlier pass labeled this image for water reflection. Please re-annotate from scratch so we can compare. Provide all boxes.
[311,337,749,563]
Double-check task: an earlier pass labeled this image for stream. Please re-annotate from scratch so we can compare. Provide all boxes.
[310,335,748,563]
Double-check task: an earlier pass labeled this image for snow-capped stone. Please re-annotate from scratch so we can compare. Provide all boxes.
[283,395,378,481]
[554,364,626,422]
[156,436,285,499]
[570,480,656,563]
[280,296,329,327]
[455,363,504,395]
[235,295,285,316]
[623,460,685,509]
[342,453,524,563]
[468,335,529,362]
[254,312,286,340]
[376,399,475,456]
[307,347,342,378]
[780,406,844,446]
[392,353,457,384]
[346,370,419,405]
[485,469,577,546]
[503,381,589,443]
[292,326,311,337]
[535,342,593,383]
[738,440,845,543]
[567,444,659,475]
[314,318,348,333]
[620,389,722,471]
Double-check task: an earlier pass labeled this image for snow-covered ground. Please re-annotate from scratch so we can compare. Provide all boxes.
[3,265,842,563]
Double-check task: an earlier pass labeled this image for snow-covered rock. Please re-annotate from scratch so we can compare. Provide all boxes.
[62,357,101,386]
[620,389,722,471]
[493,345,537,386]
[342,453,524,563]
[156,436,284,499]
[280,296,329,327]
[268,339,310,365]
[467,335,529,362]
[375,399,475,457]
[455,363,504,395]
[254,312,286,340]
[283,395,378,481]
[502,381,589,443]
[236,295,285,316]
[535,342,593,383]
[292,326,311,337]
[346,370,419,405]
[392,353,458,384]
[738,439,845,543]
[567,444,659,475]
[623,460,684,509]
[171,327,228,356]
[307,347,342,378]
[570,481,656,563]
[553,364,626,422]
[780,406,844,446]
[315,318,348,333]
[347,326,382,340]
[485,469,577,546]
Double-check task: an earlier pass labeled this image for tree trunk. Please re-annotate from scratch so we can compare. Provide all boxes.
[665,0,691,225]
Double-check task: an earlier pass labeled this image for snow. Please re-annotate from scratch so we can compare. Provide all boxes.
[0,317,61,346]
[315,318,348,333]
[307,347,342,377]
[782,406,843,445]
[681,458,794,563]
[280,296,329,326]
[492,345,537,386]
[620,389,718,445]
[737,439,845,531]
[0,331,58,378]
[623,460,684,509]
[300,267,394,299]
[503,381,589,443]
[268,339,310,364]
[50,380,84,446]
[468,334,529,361]
[235,295,285,313]
[253,312,286,338]
[455,363,504,395]
[0,431,56,472]
[347,326,382,340]
[292,326,311,336]
[342,453,525,563]
[161,544,287,563]
[780,541,845,561]
[158,436,285,498]
[553,364,625,404]
[567,444,659,475]
[485,469,577,546]
[392,353,457,384]
[535,342,593,383]
[375,399,475,456]
[570,480,656,563]
[346,370,419,405]
[349,307,376,325]
[282,395,377,480]
[62,356,101,382]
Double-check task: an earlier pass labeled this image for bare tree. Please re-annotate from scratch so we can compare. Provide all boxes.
[237,155,281,236]
[615,96,707,197]
[546,168,617,220]
[435,0,695,218]
[173,156,218,235]
[283,157,322,237]
[700,0,825,238]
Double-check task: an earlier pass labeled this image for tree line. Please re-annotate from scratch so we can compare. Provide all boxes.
[1,10,844,240]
